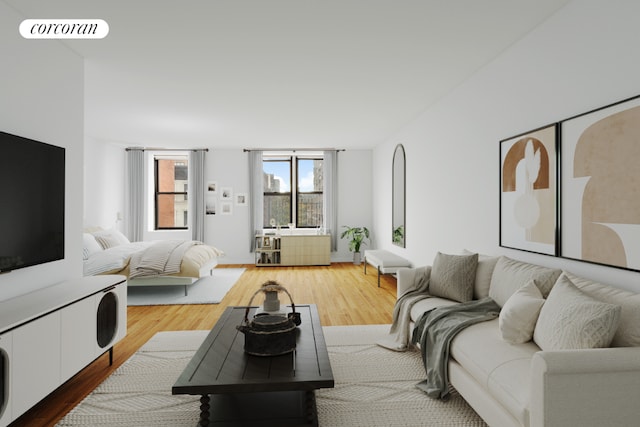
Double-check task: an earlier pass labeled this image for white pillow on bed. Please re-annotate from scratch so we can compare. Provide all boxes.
[83,233,103,259]
[93,229,130,249]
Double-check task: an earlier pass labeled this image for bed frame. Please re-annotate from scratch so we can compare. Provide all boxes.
[126,257,219,296]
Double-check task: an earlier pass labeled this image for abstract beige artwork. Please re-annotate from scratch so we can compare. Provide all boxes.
[561,97,640,271]
[500,124,557,255]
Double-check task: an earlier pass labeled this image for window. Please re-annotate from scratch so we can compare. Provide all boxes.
[263,154,323,228]
[296,158,323,227]
[154,155,188,229]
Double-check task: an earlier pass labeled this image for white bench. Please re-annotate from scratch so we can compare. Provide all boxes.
[363,249,411,287]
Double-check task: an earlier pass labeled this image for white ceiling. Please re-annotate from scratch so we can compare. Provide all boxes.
[7,0,570,149]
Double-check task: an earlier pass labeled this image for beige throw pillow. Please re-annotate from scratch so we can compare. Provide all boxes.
[563,271,640,347]
[429,252,478,303]
[93,229,130,249]
[499,279,545,344]
[533,275,621,350]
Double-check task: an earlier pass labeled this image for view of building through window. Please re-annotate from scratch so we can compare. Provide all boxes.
[155,155,188,229]
[263,155,323,228]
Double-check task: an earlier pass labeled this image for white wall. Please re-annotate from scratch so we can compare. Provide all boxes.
[82,146,373,263]
[202,149,374,263]
[84,138,125,231]
[0,2,84,301]
[372,0,640,292]
[203,149,250,263]
[336,150,373,259]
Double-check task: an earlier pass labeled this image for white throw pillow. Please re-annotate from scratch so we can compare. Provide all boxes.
[533,275,621,350]
[82,233,103,259]
[499,279,545,344]
[93,229,130,249]
[429,252,478,303]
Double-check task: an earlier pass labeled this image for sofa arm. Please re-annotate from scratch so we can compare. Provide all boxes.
[396,265,431,299]
[530,346,640,427]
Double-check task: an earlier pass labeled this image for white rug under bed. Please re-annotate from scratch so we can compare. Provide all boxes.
[126,268,245,306]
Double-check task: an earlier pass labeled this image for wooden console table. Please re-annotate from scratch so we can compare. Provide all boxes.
[255,234,331,266]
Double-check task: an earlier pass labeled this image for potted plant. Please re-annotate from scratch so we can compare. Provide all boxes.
[393,225,404,244]
[340,226,370,265]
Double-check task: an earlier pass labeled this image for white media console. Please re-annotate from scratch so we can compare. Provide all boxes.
[0,275,127,426]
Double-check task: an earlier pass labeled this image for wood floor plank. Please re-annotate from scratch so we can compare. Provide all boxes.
[9,262,397,427]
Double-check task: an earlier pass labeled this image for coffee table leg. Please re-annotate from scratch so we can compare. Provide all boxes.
[199,394,210,426]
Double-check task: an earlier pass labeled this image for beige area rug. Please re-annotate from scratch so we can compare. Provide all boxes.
[56,325,487,426]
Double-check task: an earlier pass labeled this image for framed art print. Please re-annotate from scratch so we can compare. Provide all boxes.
[500,124,558,256]
[560,95,640,271]
[206,197,216,215]
[220,187,233,201]
[220,201,233,215]
[236,193,248,206]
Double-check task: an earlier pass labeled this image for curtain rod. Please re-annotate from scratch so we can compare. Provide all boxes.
[243,148,345,152]
[126,147,209,152]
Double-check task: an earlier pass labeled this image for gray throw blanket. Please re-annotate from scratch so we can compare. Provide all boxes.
[129,240,199,279]
[412,297,501,400]
[377,266,432,351]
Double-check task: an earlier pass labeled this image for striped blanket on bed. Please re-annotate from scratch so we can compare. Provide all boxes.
[128,240,200,279]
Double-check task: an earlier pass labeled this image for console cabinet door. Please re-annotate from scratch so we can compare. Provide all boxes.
[11,312,61,417]
[60,296,96,381]
[95,283,127,352]
[0,332,12,427]
[113,283,128,345]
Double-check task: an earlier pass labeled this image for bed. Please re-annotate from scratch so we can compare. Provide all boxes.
[83,228,224,295]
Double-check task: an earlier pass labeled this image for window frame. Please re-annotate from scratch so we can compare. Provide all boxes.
[263,156,293,227]
[262,153,323,229]
[154,155,189,230]
[295,157,324,228]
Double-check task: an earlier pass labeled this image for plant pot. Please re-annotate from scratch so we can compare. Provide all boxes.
[353,251,362,265]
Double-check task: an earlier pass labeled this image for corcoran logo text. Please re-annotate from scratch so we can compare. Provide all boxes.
[20,19,109,39]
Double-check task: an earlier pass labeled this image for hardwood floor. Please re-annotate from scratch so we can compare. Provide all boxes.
[10,262,397,427]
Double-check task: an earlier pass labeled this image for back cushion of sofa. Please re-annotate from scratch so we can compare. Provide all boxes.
[489,256,562,307]
[563,271,640,347]
[463,250,499,299]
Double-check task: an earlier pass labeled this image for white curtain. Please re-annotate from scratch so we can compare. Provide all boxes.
[190,149,206,242]
[125,148,145,242]
[249,150,264,251]
[323,150,338,251]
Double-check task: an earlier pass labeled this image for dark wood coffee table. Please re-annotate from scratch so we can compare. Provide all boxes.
[172,304,334,426]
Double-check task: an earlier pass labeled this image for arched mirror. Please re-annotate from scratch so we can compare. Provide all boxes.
[392,144,406,247]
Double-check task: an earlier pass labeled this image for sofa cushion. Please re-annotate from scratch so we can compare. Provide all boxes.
[563,271,640,347]
[429,252,478,303]
[450,319,539,425]
[463,250,500,299]
[475,254,499,299]
[409,296,459,323]
[499,279,545,344]
[534,275,621,350]
[489,256,561,307]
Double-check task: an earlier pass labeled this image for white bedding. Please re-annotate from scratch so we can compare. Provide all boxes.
[82,229,224,282]
[83,241,153,276]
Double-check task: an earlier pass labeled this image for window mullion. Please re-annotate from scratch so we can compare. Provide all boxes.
[291,156,297,227]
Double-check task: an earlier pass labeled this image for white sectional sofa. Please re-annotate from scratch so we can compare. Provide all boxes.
[394,253,640,427]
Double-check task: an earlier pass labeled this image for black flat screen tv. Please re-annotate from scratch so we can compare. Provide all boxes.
[0,130,65,273]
